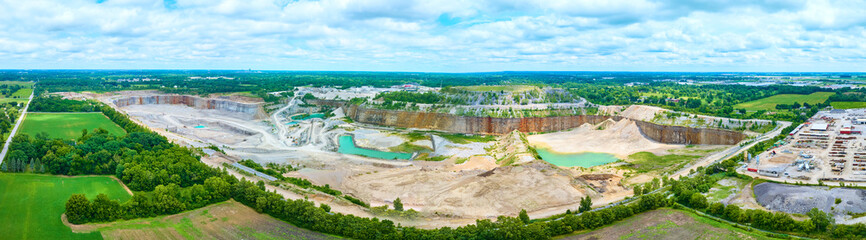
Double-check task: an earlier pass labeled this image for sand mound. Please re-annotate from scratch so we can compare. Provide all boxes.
[618,105,669,122]
[527,118,682,158]
[595,118,617,130]
[449,156,497,172]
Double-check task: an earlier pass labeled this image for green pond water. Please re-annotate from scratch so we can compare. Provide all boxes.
[338,136,412,160]
[194,125,206,129]
[285,121,299,126]
[292,113,325,120]
[535,148,619,168]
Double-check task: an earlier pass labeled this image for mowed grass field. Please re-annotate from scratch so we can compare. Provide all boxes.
[455,85,539,93]
[831,101,866,109]
[71,200,341,240]
[11,88,33,98]
[20,113,126,140]
[560,208,778,240]
[733,92,834,111]
[0,173,132,240]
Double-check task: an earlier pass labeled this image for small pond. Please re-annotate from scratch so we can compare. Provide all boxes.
[194,125,207,129]
[338,135,412,160]
[292,113,325,120]
[535,148,619,168]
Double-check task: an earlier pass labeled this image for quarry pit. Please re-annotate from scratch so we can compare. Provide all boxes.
[94,89,768,228]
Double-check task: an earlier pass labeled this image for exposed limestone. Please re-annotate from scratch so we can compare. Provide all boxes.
[338,104,745,145]
[112,95,268,120]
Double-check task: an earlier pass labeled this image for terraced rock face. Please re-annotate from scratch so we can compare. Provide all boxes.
[112,95,268,120]
[340,104,745,145]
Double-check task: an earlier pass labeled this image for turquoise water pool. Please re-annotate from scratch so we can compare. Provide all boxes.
[535,148,619,168]
[292,113,325,120]
[194,125,206,129]
[285,121,299,126]
[338,135,412,160]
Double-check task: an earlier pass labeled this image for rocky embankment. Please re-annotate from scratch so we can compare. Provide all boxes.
[112,95,268,120]
[311,100,745,145]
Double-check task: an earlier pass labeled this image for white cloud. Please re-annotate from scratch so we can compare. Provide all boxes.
[0,0,863,71]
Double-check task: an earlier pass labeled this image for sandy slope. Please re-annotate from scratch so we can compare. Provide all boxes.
[527,118,682,158]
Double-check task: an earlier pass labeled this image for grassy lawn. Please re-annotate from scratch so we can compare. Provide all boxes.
[0,173,132,240]
[76,200,340,240]
[0,98,27,104]
[624,151,702,174]
[831,101,866,109]
[11,88,33,98]
[20,113,126,140]
[733,92,834,111]
[455,85,538,93]
[559,208,777,240]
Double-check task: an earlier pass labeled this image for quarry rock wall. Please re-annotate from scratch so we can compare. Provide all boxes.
[113,95,268,120]
[340,104,745,145]
[632,120,743,145]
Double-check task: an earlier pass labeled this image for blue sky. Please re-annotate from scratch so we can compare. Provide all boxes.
[0,0,864,72]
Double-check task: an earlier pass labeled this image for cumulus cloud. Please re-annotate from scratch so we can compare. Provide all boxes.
[0,0,863,71]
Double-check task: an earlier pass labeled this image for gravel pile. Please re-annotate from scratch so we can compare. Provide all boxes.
[754,182,866,216]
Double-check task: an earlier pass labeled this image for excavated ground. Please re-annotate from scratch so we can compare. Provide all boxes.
[105,91,747,228]
[341,161,587,218]
[107,92,596,224]
[527,118,684,158]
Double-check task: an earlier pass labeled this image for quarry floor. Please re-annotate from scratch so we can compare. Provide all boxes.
[99,91,766,229]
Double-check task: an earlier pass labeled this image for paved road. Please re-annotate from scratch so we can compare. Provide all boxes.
[0,91,34,165]
[669,121,791,180]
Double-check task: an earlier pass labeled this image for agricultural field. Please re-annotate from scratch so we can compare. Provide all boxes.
[70,200,340,240]
[733,92,834,111]
[11,88,33,98]
[830,101,866,109]
[454,85,538,93]
[0,173,132,240]
[560,208,778,240]
[19,112,126,140]
[0,81,33,103]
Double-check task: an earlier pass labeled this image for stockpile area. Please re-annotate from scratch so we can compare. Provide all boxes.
[753,182,866,216]
[527,119,682,158]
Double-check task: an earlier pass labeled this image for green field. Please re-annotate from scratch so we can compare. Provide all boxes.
[76,200,339,240]
[561,208,777,239]
[0,81,35,87]
[20,113,126,140]
[0,173,132,239]
[11,88,33,98]
[733,92,834,111]
[831,101,866,109]
[455,85,538,93]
